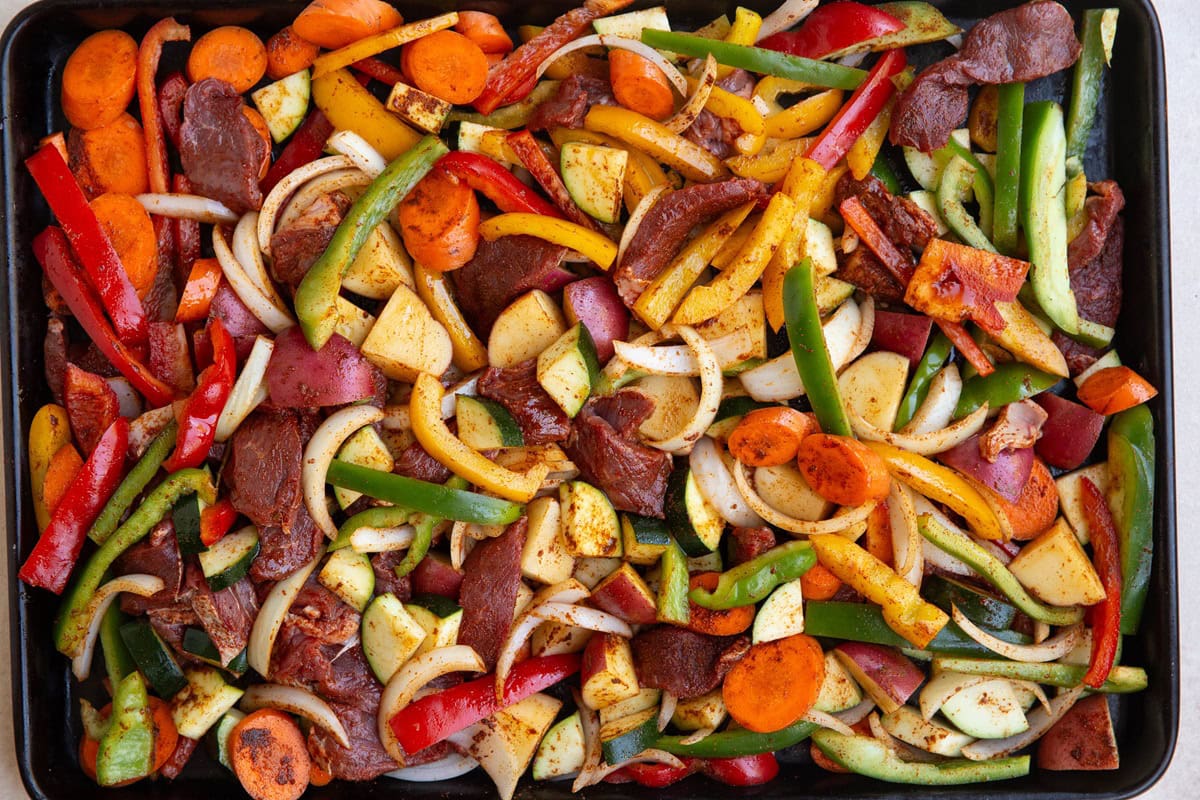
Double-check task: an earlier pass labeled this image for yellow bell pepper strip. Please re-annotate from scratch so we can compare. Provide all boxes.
[810,162,851,222]
[673,192,794,325]
[763,89,843,139]
[863,441,1007,541]
[311,13,459,78]
[634,203,755,329]
[478,214,617,270]
[711,216,757,270]
[764,157,825,331]
[809,533,949,648]
[311,68,421,160]
[917,513,1085,626]
[410,373,549,502]
[585,105,730,183]
[992,301,1070,378]
[29,404,72,531]
[725,137,811,183]
[718,6,763,79]
[687,76,765,136]
[413,264,489,372]
[1107,405,1155,634]
[753,76,815,115]
[846,95,895,180]
[296,135,446,349]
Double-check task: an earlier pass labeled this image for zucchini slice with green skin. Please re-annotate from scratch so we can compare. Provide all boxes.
[207,709,246,771]
[172,494,209,556]
[620,514,670,565]
[656,538,690,625]
[600,707,660,765]
[665,467,725,557]
[181,627,248,675]
[251,68,311,143]
[318,547,375,612]
[560,142,628,224]
[198,526,260,591]
[923,574,1018,631]
[560,481,622,558]
[119,620,188,697]
[361,593,427,684]
[456,395,525,450]
[538,323,601,418]
[532,711,586,780]
[334,426,395,510]
[171,666,244,740]
[405,596,464,656]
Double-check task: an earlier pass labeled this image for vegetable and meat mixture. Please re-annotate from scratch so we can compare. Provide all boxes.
[21,0,1158,795]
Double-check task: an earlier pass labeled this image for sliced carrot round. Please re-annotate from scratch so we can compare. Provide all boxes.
[728,407,817,467]
[148,697,179,774]
[402,29,489,104]
[265,26,320,80]
[229,709,311,800]
[723,634,826,733]
[798,563,842,601]
[68,113,149,198]
[795,433,891,506]
[294,0,403,50]
[609,50,675,121]
[90,193,156,299]
[62,30,138,130]
[398,167,480,272]
[187,26,268,94]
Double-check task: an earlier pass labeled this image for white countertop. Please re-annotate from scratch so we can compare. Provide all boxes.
[0,0,1194,797]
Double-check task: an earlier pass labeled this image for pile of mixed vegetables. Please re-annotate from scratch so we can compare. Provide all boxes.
[20,0,1159,796]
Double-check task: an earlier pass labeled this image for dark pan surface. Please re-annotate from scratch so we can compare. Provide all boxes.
[1,0,1176,798]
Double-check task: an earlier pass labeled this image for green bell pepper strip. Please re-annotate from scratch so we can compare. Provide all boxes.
[640,29,867,91]
[938,155,995,252]
[784,259,852,437]
[657,538,690,625]
[328,505,413,551]
[930,656,1148,694]
[100,602,136,685]
[953,361,1060,418]
[88,420,178,544]
[96,671,154,787]
[1107,404,1155,634]
[55,468,216,657]
[944,138,994,238]
[1066,10,1119,167]
[869,156,902,195]
[393,477,466,577]
[295,135,448,349]
[447,79,561,129]
[656,719,819,758]
[812,730,1030,785]
[918,514,1084,626]
[804,601,1031,656]
[326,461,523,525]
[893,332,952,431]
[689,541,815,609]
[993,82,1025,255]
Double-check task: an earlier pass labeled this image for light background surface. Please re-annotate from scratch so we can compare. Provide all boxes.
[0,0,1194,796]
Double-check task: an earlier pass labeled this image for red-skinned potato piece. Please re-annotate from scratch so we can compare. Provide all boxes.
[937,433,1034,503]
[581,632,640,710]
[563,277,629,364]
[1034,393,1105,470]
[869,310,933,370]
[589,563,658,625]
[411,552,464,600]
[1038,694,1119,771]
[832,642,923,714]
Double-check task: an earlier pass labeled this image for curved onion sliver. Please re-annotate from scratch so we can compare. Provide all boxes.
[248,556,321,677]
[241,683,350,747]
[572,689,603,793]
[578,749,686,787]
[258,155,356,253]
[690,436,764,528]
[495,580,590,700]
[535,34,688,96]
[304,405,385,538]
[734,459,876,534]
[888,480,923,587]
[843,295,875,367]
[379,645,486,762]
[833,698,876,726]
[326,129,388,179]
[802,708,857,737]
[71,574,165,677]
[901,363,962,435]
[532,602,633,637]
[233,213,291,311]
[136,193,237,224]
[351,525,416,553]
[213,226,295,333]
[645,326,722,454]
[953,607,1084,663]
[849,403,989,456]
[277,168,370,230]
[658,692,678,732]
[385,752,479,781]
[666,54,717,134]
[756,0,818,40]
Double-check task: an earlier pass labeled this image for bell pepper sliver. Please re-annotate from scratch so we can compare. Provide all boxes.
[89,420,178,545]
[893,333,953,432]
[479,213,617,269]
[783,259,853,437]
[326,461,520,525]
[29,404,73,532]
[310,12,459,78]
[1107,404,1155,634]
[1080,477,1122,688]
[804,48,906,171]
[812,730,1029,785]
[655,718,819,758]
[689,540,816,609]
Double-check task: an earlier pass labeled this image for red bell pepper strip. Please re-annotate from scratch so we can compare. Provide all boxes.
[759,2,905,60]
[157,71,189,151]
[608,754,780,788]
[506,130,601,231]
[805,48,906,170]
[935,319,995,378]
[839,195,914,284]
[608,761,698,787]
[34,227,177,407]
[137,17,191,195]
[25,145,149,348]
[18,417,128,594]
[389,654,581,754]
[1080,476,1122,688]
[436,151,564,218]
[199,498,238,546]
[163,318,236,473]
[352,56,407,86]
[262,109,335,194]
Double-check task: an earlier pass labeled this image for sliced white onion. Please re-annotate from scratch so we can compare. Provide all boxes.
[679,727,714,745]
[536,34,688,96]
[248,556,321,677]
[580,749,687,787]
[919,671,993,720]
[233,212,290,306]
[304,405,386,538]
[240,683,350,748]
[326,129,388,179]
[756,0,819,41]
[960,686,1084,761]
[734,459,876,534]
[833,698,876,726]
[803,708,857,737]
[213,226,295,333]
[617,185,669,268]
[496,580,590,700]
[645,326,722,454]
[666,54,717,134]
[849,403,989,456]
[277,168,370,230]
[379,645,486,762]
[258,155,356,253]
[386,752,480,781]
[690,437,764,527]
[612,339,696,376]
[129,406,176,458]
[136,193,237,224]
[867,711,902,755]
[70,574,165,676]
[739,297,860,401]
[912,496,974,577]
[658,692,678,732]
[215,335,274,442]
[1013,679,1054,714]
[843,295,875,367]
[449,521,472,570]
[351,525,415,553]
[572,689,603,793]
[953,607,1083,663]
[106,377,142,418]
[901,364,962,435]
[946,33,965,50]
[532,602,633,637]
[888,481,923,587]
[837,52,868,67]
